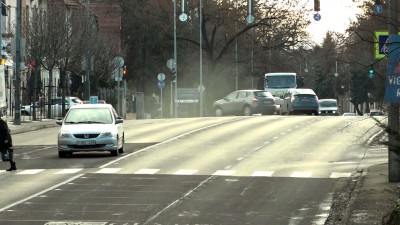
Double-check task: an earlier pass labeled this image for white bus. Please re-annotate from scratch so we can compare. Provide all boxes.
[264,72,297,97]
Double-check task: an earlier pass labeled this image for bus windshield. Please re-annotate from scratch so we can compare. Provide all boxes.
[265,75,296,89]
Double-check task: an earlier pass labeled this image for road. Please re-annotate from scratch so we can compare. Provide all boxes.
[0,115,386,225]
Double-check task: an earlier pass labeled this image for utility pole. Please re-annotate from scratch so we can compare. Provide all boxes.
[85,0,91,101]
[388,0,400,182]
[13,0,21,125]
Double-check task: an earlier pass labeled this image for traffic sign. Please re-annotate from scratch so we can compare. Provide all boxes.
[384,35,400,103]
[374,5,383,14]
[375,31,390,59]
[313,13,321,21]
[157,73,165,81]
[158,81,165,89]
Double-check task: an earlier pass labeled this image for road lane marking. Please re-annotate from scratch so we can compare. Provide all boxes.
[213,170,235,176]
[94,168,121,173]
[0,174,84,212]
[55,168,83,174]
[134,169,160,174]
[173,169,198,175]
[251,171,275,177]
[98,117,247,168]
[17,169,45,174]
[330,172,352,178]
[290,171,312,178]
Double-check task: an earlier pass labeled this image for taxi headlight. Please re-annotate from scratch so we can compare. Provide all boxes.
[59,131,72,138]
[100,132,113,138]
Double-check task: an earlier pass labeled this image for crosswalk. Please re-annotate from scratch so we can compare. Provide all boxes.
[0,168,353,178]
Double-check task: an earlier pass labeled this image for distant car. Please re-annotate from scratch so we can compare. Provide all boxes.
[318,99,339,116]
[369,110,385,116]
[213,90,276,116]
[342,112,356,116]
[279,88,319,115]
[21,96,82,117]
[56,104,124,158]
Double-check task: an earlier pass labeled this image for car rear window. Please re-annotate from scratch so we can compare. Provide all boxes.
[254,91,273,97]
[319,101,337,107]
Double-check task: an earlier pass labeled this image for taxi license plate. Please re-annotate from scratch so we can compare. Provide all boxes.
[77,140,96,145]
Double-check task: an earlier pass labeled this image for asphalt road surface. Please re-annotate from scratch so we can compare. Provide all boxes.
[0,115,385,225]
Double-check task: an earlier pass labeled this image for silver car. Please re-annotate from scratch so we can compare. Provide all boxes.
[213,90,276,116]
[56,104,124,158]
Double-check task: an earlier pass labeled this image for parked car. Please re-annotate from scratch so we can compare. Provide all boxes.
[213,90,276,116]
[369,110,385,116]
[279,88,319,115]
[342,112,356,116]
[56,103,124,158]
[21,96,82,117]
[318,99,339,116]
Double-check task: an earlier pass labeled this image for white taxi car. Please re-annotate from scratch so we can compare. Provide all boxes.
[56,104,124,158]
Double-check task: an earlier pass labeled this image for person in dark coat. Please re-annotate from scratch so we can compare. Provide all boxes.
[0,118,16,171]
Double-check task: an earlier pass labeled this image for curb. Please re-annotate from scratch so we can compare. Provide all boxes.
[341,169,366,225]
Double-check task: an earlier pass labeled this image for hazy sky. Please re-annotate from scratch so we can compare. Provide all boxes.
[306,0,364,44]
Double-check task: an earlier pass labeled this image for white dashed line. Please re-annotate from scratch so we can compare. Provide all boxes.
[213,170,235,176]
[173,169,198,175]
[251,171,275,177]
[17,169,45,175]
[290,171,312,178]
[94,168,121,174]
[134,168,160,174]
[55,168,84,174]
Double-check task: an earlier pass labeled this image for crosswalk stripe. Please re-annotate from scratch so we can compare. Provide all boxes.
[134,169,160,174]
[290,171,312,178]
[55,168,83,174]
[251,171,275,177]
[213,170,235,176]
[0,167,353,179]
[17,169,45,175]
[173,169,198,175]
[330,172,352,178]
[94,168,121,174]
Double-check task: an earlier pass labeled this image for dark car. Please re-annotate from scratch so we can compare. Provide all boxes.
[213,90,276,116]
[280,88,319,115]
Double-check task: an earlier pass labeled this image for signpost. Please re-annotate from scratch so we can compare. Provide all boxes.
[157,73,165,117]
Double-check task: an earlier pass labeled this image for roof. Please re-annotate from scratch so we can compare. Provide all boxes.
[319,99,337,102]
[265,72,296,76]
[292,88,316,95]
[70,103,113,109]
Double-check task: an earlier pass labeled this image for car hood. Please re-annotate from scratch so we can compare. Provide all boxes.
[60,123,117,134]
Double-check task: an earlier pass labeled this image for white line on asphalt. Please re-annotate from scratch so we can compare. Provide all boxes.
[99,118,245,168]
[290,171,312,178]
[17,169,45,175]
[173,169,198,175]
[94,168,121,173]
[55,168,83,174]
[0,174,84,212]
[251,171,275,177]
[134,168,160,174]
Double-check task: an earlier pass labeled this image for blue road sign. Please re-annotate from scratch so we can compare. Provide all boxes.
[313,13,321,21]
[384,35,400,103]
[374,5,383,14]
[158,81,165,89]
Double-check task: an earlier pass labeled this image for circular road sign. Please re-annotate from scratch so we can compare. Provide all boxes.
[167,59,174,70]
[374,5,383,14]
[158,81,165,89]
[157,73,165,81]
[246,15,255,24]
[179,13,188,22]
[313,13,321,21]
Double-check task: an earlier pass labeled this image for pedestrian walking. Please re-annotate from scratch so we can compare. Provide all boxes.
[0,118,16,171]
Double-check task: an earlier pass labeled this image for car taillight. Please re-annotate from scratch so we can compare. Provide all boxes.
[291,97,296,103]
[252,98,258,103]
